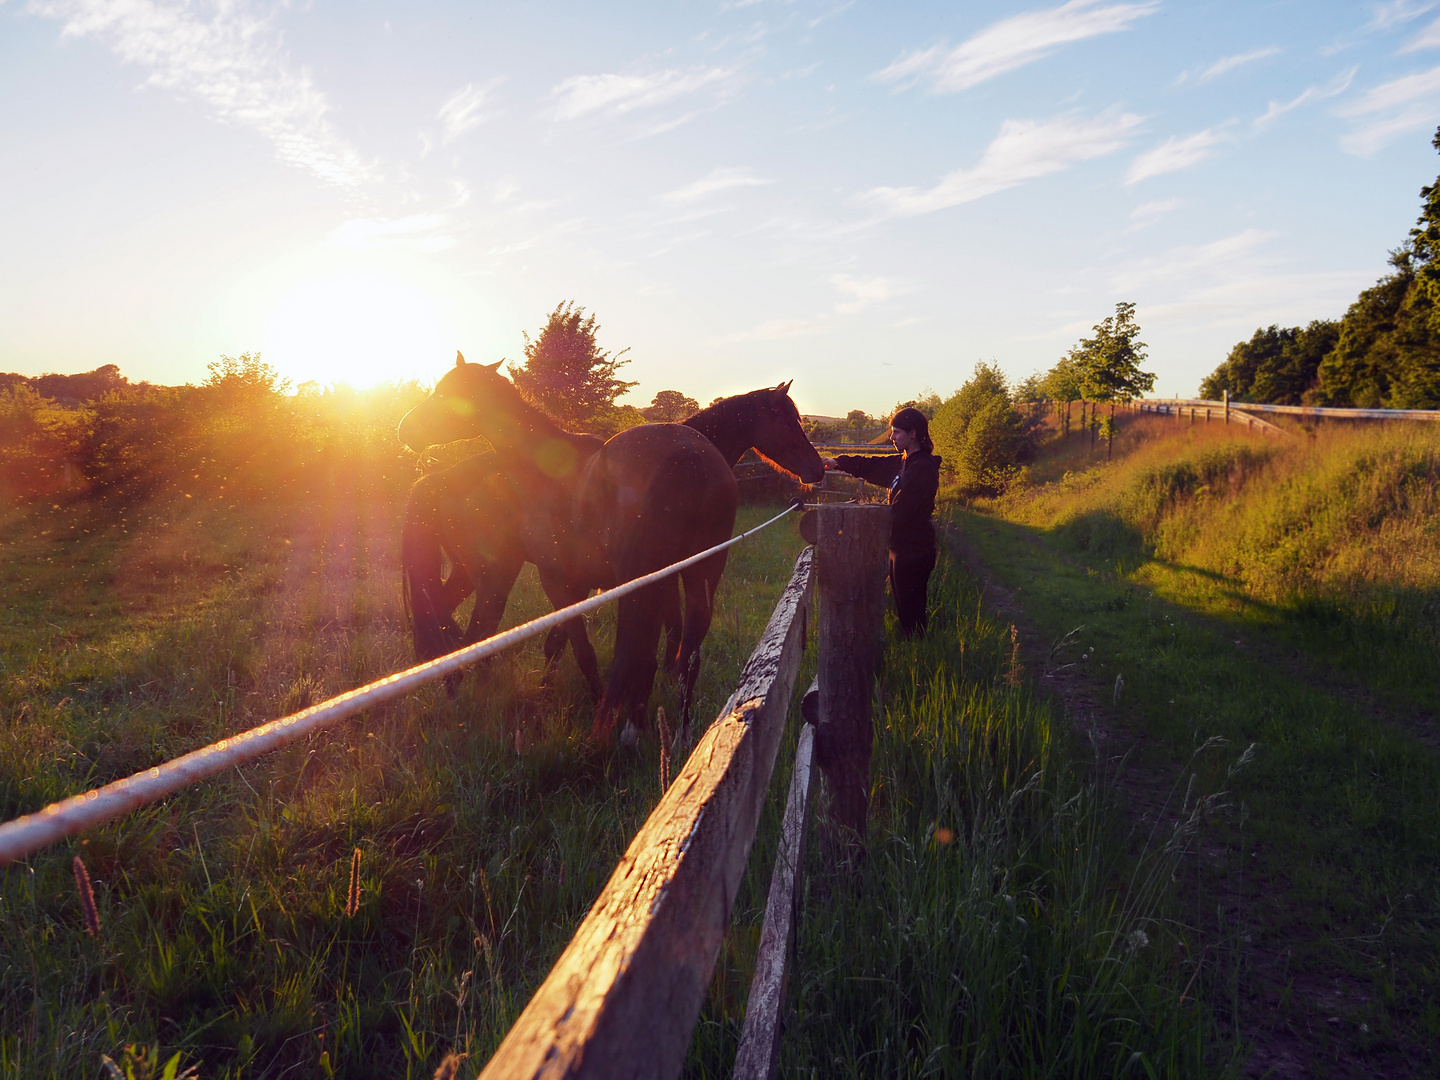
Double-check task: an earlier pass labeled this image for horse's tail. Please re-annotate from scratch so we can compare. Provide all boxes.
[402,474,462,662]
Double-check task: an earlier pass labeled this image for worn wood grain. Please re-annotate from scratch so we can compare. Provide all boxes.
[732,682,818,1080]
[478,547,813,1080]
[813,504,889,843]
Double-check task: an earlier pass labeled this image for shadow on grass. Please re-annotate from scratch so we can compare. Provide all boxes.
[1011,507,1440,719]
[960,507,1440,1077]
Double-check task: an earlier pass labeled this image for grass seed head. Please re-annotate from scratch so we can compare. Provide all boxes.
[345,847,362,918]
[72,855,99,937]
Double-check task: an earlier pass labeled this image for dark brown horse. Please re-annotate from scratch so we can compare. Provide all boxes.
[402,449,604,699]
[397,356,823,743]
[400,355,608,697]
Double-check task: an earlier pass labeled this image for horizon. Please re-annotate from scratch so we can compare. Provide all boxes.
[2,0,1437,416]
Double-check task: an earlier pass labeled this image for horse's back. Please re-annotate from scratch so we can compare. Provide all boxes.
[580,423,738,575]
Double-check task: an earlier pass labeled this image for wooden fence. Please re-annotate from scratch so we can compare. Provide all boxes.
[479,503,890,1079]
[1136,393,1440,429]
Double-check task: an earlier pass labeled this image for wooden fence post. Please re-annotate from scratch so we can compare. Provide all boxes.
[812,504,889,852]
[1224,389,1230,425]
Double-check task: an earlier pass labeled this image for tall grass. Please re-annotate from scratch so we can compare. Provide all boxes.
[683,553,1225,1078]
[986,416,1440,711]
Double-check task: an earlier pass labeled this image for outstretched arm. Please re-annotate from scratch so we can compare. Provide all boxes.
[829,453,902,487]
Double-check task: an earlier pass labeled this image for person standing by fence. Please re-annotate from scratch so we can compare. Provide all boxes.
[823,407,941,637]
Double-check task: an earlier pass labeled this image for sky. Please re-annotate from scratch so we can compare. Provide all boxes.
[2,1,1439,415]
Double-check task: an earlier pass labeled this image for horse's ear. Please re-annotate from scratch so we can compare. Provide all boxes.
[456,351,467,367]
[776,379,793,394]
[482,359,503,373]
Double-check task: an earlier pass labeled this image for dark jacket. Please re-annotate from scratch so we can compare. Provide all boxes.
[832,450,941,550]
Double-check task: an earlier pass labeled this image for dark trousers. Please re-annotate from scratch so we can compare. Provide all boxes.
[890,544,936,638]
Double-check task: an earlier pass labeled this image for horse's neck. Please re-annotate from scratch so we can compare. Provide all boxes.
[684,402,753,467]
[484,395,566,454]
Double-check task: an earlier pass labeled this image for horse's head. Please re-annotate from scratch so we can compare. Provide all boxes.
[398,353,524,451]
[748,381,825,484]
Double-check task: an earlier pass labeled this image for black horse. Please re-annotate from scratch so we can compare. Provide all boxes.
[397,356,823,743]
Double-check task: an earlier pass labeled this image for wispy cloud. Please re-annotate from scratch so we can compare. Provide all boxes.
[1337,64,1440,153]
[662,167,773,203]
[333,215,456,253]
[1129,197,1180,223]
[1368,0,1437,30]
[1400,16,1440,50]
[874,0,1158,93]
[1126,128,1229,184]
[1176,46,1280,85]
[859,110,1143,216]
[548,65,737,121]
[1254,67,1356,128]
[439,79,503,143]
[832,274,891,314]
[31,0,374,188]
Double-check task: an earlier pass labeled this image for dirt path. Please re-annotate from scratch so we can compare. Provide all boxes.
[944,522,1429,1080]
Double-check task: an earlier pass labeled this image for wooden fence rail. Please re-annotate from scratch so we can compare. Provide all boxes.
[479,504,892,1078]
[479,548,815,1079]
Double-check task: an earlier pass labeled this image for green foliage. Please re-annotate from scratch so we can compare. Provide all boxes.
[931,363,1034,492]
[1410,125,1440,315]
[1315,249,1440,407]
[640,390,698,422]
[1066,301,1156,403]
[510,302,636,429]
[1199,321,1339,404]
[0,384,93,499]
[0,362,427,507]
[1041,356,1082,405]
[886,388,943,420]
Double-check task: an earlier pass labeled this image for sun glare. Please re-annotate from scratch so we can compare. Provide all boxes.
[264,273,452,390]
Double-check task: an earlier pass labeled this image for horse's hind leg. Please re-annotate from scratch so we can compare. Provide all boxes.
[593,586,664,747]
[677,553,728,744]
[661,580,683,677]
[538,574,604,701]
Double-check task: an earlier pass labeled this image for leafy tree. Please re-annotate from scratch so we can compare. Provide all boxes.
[204,353,288,403]
[887,389,943,420]
[1315,249,1440,407]
[510,302,636,429]
[1041,357,1083,436]
[1068,302,1155,403]
[642,390,699,422]
[1199,321,1339,405]
[1411,125,1440,320]
[931,362,1034,492]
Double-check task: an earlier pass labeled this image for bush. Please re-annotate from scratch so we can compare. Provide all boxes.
[0,384,94,500]
[931,363,1035,493]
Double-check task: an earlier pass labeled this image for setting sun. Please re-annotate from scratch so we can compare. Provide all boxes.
[262,272,451,390]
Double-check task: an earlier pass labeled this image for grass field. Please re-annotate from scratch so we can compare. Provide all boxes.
[960,412,1440,1075]
[0,466,813,1078]
[0,430,1228,1077]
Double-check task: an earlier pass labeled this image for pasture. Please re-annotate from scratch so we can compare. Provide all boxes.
[0,415,1212,1076]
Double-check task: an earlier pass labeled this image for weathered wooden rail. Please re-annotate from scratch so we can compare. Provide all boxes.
[1137,394,1440,429]
[479,503,891,1079]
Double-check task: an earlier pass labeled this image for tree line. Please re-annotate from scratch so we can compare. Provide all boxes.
[1201,125,1440,409]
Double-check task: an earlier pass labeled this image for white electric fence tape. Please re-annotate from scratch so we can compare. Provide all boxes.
[0,503,801,866]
